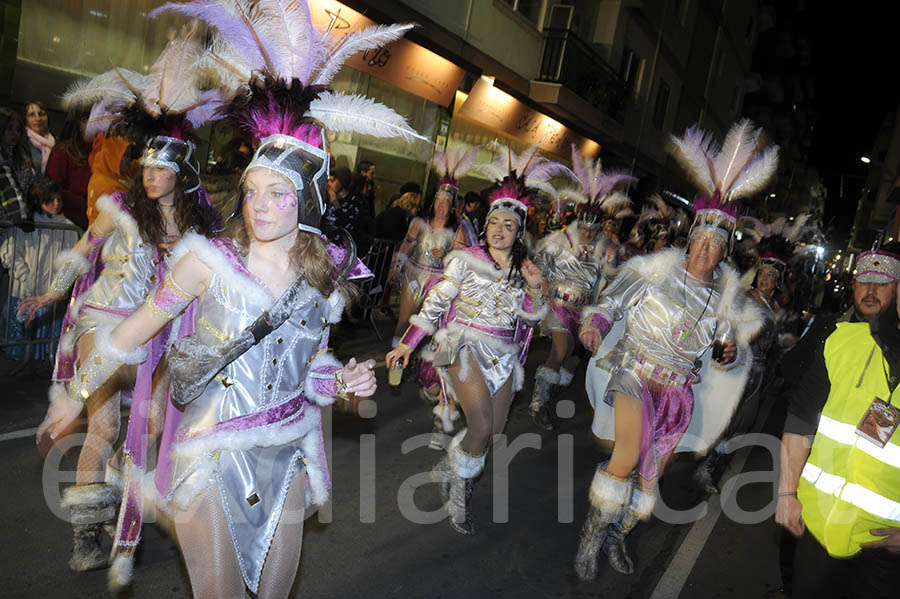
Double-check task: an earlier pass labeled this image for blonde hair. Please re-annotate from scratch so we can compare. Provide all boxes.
[391,191,421,214]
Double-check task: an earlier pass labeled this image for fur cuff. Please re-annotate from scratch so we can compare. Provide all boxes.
[535,365,560,384]
[450,443,486,479]
[587,467,632,513]
[409,314,437,335]
[325,290,347,324]
[53,248,91,275]
[630,485,657,520]
[558,366,574,387]
[94,324,148,365]
[303,352,344,406]
[48,382,68,405]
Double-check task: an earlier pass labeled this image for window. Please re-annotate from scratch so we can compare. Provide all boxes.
[653,80,670,129]
[621,48,638,92]
[501,0,544,27]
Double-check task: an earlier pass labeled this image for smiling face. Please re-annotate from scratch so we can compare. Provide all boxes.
[485,210,519,251]
[243,167,299,243]
[433,190,452,219]
[142,166,176,201]
[25,103,49,136]
[41,194,63,216]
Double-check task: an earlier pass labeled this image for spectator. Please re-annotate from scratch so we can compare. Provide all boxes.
[462,191,485,235]
[24,101,55,174]
[46,112,91,230]
[1,177,80,360]
[325,165,352,239]
[1,108,38,226]
[353,159,376,218]
[375,191,420,242]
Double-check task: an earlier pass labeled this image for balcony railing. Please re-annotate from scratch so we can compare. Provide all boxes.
[537,28,629,122]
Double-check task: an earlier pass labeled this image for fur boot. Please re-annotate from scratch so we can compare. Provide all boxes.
[62,484,119,571]
[604,484,657,574]
[529,365,560,430]
[574,466,631,581]
[447,440,485,535]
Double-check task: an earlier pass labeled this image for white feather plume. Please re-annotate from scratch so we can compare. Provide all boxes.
[669,126,717,196]
[62,69,147,110]
[142,23,205,114]
[307,91,428,142]
[312,23,415,86]
[728,146,779,200]
[714,119,761,194]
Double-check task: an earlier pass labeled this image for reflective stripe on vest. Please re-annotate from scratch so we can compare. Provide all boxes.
[802,462,900,522]
[816,414,900,469]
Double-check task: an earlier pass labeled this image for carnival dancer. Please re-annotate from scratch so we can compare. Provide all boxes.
[18,24,220,572]
[37,1,422,594]
[387,144,570,534]
[574,120,775,579]
[694,215,809,494]
[529,145,634,430]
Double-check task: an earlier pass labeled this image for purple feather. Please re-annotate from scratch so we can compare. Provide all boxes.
[595,171,637,197]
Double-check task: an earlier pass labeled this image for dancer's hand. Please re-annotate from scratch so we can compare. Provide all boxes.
[775,494,805,537]
[430,247,445,259]
[522,258,543,289]
[718,340,737,364]
[18,293,55,326]
[36,393,84,444]
[386,345,412,370]
[580,330,601,353]
[342,358,377,397]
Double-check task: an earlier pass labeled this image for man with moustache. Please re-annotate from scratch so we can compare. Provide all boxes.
[776,244,900,598]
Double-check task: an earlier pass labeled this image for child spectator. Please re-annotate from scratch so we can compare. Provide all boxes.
[0,177,80,360]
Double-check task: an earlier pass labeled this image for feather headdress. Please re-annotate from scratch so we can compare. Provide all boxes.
[476,143,573,229]
[62,22,224,194]
[737,214,813,283]
[561,144,635,227]
[154,0,427,234]
[431,143,479,193]
[669,119,779,248]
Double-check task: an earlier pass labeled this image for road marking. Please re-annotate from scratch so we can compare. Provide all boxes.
[649,384,780,599]
[0,427,38,442]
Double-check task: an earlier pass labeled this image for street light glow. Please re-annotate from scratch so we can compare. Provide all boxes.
[861,156,871,164]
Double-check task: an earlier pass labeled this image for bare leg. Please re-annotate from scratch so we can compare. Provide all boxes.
[393,281,419,339]
[257,473,307,599]
[544,330,574,370]
[175,485,246,599]
[447,352,493,454]
[606,392,643,479]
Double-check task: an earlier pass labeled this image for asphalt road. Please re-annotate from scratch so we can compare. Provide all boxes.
[0,319,794,598]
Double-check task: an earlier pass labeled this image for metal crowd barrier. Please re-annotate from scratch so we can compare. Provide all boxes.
[357,237,399,339]
[0,219,83,372]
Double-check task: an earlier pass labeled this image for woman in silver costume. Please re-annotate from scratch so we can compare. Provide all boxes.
[20,24,220,572]
[694,216,809,494]
[573,120,776,580]
[38,2,420,595]
[387,146,564,534]
[529,146,634,430]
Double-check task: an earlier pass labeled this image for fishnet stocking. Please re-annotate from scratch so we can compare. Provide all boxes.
[448,352,515,455]
[175,484,246,599]
[257,473,306,598]
[73,332,134,485]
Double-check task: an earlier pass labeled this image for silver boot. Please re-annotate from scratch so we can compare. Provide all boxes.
[603,484,657,575]
[574,467,631,581]
[529,366,560,431]
[446,440,485,536]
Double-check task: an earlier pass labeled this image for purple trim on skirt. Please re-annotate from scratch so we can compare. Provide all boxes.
[549,301,582,340]
[638,380,694,482]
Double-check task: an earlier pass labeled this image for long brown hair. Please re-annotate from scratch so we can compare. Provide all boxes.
[57,112,90,166]
[224,210,337,297]
[127,173,216,245]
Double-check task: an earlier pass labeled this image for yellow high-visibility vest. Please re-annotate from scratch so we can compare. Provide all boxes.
[798,321,900,557]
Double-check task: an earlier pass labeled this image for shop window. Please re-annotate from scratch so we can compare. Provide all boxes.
[653,80,670,130]
[501,0,545,27]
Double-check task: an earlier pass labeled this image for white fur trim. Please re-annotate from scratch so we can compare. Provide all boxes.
[740,266,758,290]
[96,194,139,242]
[587,468,631,512]
[303,353,343,406]
[535,365,560,385]
[558,366,574,387]
[108,554,134,590]
[630,486,657,520]
[48,382,68,405]
[52,248,91,275]
[173,233,273,307]
[444,248,512,281]
[409,314,437,335]
[94,323,148,365]
[517,294,549,322]
[450,444,485,479]
[300,428,329,507]
[174,403,321,461]
[325,290,346,324]
[62,483,119,509]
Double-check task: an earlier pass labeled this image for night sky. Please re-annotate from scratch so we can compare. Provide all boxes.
[808,8,898,237]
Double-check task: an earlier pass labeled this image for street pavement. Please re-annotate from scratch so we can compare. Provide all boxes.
[0,317,796,598]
